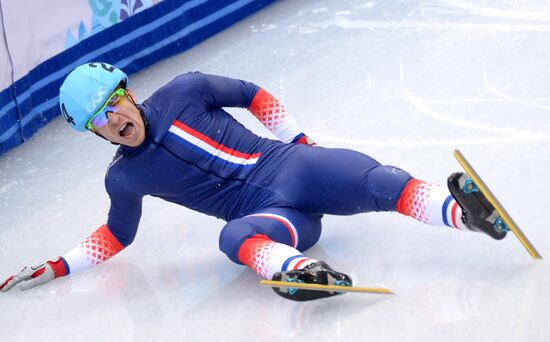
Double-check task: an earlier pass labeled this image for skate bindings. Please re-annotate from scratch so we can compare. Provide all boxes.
[271,261,352,301]
[448,172,507,240]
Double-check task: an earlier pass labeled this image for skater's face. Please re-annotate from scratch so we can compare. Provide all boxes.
[91,88,146,147]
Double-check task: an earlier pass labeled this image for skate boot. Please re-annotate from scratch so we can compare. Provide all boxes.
[271,261,352,301]
[448,172,507,240]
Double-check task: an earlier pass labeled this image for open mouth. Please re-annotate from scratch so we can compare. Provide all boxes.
[119,122,135,138]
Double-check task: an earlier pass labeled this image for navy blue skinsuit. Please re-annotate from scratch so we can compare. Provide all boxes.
[105,72,412,264]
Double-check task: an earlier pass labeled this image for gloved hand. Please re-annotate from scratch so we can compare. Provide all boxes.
[0,257,67,292]
[294,134,317,146]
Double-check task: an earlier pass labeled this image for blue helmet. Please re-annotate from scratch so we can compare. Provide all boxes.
[59,62,128,131]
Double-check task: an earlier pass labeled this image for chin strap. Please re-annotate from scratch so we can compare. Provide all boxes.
[138,104,149,137]
[91,129,117,145]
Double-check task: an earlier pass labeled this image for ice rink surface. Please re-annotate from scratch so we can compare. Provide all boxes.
[2,0,550,341]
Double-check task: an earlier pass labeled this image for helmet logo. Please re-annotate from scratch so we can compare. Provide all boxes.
[61,103,75,126]
[87,85,109,113]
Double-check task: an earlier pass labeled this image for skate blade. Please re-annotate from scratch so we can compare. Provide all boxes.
[259,280,394,295]
[454,149,542,259]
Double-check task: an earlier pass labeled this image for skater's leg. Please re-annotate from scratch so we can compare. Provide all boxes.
[219,207,351,301]
[396,178,467,230]
[219,207,322,279]
[237,235,317,279]
[393,174,506,238]
[269,146,412,214]
[270,145,468,231]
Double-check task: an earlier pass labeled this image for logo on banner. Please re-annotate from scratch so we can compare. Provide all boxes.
[87,85,109,113]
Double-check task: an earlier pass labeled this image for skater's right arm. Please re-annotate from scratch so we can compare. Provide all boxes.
[166,72,317,145]
[1,167,143,293]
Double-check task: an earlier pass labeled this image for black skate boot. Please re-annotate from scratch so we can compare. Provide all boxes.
[448,172,507,240]
[271,261,352,301]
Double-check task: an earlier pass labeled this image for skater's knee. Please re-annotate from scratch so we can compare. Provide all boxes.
[219,220,257,264]
[219,209,323,264]
[248,208,323,252]
[366,165,412,211]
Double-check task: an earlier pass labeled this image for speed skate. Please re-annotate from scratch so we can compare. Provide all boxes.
[453,149,542,259]
[260,280,394,296]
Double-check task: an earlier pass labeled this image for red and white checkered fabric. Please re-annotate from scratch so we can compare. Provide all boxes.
[248,89,302,143]
[80,225,124,265]
[397,179,433,223]
[63,225,125,273]
[238,235,315,279]
[397,179,465,229]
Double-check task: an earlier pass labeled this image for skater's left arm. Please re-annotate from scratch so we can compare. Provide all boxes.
[190,72,316,145]
[0,221,133,293]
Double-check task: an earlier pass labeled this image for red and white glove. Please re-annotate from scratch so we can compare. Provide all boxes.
[0,257,68,292]
[294,135,317,146]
